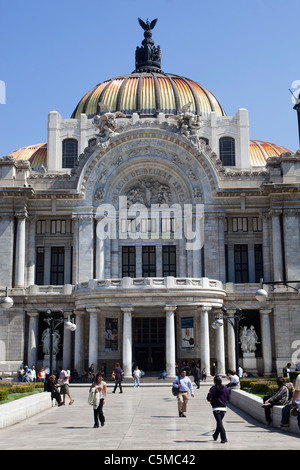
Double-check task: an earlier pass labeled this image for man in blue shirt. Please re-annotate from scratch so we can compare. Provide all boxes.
[173,370,194,417]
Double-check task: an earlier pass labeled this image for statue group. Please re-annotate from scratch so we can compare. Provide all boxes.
[239,325,258,354]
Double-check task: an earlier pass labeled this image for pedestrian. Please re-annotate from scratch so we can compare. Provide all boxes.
[191,363,201,389]
[37,367,46,383]
[58,366,74,405]
[172,369,194,417]
[46,375,63,407]
[30,365,37,382]
[89,372,107,428]
[201,368,207,382]
[280,379,299,427]
[283,363,291,379]
[238,365,244,380]
[261,377,289,425]
[133,366,141,388]
[112,363,123,393]
[226,370,240,389]
[291,373,300,431]
[207,376,230,443]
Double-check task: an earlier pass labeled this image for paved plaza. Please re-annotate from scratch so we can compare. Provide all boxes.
[0,380,299,453]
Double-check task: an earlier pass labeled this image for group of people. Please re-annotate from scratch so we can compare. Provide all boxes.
[44,367,74,407]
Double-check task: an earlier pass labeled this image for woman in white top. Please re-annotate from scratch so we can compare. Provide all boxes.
[90,373,107,428]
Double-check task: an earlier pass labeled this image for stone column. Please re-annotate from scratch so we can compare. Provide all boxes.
[27,310,39,367]
[262,213,272,282]
[165,305,177,378]
[283,210,300,281]
[215,316,226,376]
[73,215,94,283]
[74,310,85,372]
[271,211,284,282]
[87,308,99,369]
[121,306,133,378]
[226,309,237,371]
[260,308,273,377]
[63,319,72,371]
[27,216,36,286]
[15,210,27,287]
[199,306,211,375]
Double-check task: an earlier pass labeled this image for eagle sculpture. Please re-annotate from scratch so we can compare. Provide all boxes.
[138,18,158,31]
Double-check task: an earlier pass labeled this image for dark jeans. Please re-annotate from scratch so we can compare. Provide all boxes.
[213,410,227,442]
[113,381,122,393]
[94,399,105,426]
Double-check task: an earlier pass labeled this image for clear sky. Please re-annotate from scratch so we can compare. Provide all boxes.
[1,0,299,157]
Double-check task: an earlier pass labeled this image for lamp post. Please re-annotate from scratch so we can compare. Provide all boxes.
[44,309,76,376]
[255,279,300,302]
[212,307,245,373]
[0,287,14,309]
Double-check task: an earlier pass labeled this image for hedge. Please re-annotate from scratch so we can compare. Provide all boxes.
[0,382,42,401]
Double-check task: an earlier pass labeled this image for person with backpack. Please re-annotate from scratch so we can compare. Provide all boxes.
[172,369,194,417]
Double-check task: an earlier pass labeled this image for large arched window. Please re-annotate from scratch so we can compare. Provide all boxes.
[62,138,78,168]
[219,136,235,166]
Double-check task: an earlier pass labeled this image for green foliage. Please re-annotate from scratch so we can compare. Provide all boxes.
[0,389,9,401]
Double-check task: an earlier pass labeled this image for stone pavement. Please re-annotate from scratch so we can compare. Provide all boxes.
[0,379,299,452]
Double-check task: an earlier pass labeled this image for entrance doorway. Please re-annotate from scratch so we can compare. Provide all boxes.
[133,318,165,373]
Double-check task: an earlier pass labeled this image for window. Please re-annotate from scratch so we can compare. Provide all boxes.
[62,139,78,168]
[234,245,249,283]
[36,220,46,234]
[122,246,136,278]
[51,220,67,234]
[219,137,235,166]
[35,247,45,285]
[232,217,248,232]
[50,247,65,285]
[162,246,176,276]
[254,244,264,283]
[253,217,262,232]
[142,246,156,277]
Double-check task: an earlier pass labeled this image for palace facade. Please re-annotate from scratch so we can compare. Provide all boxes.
[0,20,299,379]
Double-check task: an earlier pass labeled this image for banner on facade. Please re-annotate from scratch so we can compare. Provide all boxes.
[105,318,118,351]
[181,317,194,348]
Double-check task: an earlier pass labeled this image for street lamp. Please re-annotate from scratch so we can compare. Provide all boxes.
[0,287,14,309]
[44,309,76,376]
[255,279,300,302]
[212,307,245,372]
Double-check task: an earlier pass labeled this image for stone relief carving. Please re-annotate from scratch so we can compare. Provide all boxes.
[92,103,126,144]
[125,177,172,207]
[94,188,104,204]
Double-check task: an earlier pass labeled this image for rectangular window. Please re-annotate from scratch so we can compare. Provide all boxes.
[35,247,45,285]
[122,246,136,278]
[36,220,46,234]
[50,247,65,285]
[162,246,176,277]
[142,246,156,277]
[234,244,249,283]
[252,217,262,232]
[232,217,248,232]
[254,244,264,283]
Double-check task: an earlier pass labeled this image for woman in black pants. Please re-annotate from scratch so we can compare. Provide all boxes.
[90,373,107,428]
[207,376,230,443]
[112,363,123,393]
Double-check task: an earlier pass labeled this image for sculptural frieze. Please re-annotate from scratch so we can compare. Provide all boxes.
[240,325,259,353]
[126,177,172,207]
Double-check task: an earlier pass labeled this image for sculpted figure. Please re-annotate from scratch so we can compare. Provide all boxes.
[93,103,126,143]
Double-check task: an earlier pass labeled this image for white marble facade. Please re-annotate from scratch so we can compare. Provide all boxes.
[0,85,300,380]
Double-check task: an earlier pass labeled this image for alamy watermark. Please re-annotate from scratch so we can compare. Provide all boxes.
[95,197,204,250]
[0,80,6,104]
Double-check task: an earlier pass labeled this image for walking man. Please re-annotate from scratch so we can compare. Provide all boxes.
[172,369,194,417]
[58,366,74,405]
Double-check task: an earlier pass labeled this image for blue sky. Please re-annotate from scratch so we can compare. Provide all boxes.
[1,0,299,156]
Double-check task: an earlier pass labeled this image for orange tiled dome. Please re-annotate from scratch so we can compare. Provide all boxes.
[250,140,293,166]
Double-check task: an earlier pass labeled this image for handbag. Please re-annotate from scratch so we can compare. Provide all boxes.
[172,376,181,396]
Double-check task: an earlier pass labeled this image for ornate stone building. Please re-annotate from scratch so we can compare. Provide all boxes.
[0,19,299,379]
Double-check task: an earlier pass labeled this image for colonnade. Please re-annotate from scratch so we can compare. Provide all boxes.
[26,306,273,378]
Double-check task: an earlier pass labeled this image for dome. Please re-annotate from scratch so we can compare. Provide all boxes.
[71,72,226,119]
[5,143,47,170]
[249,140,293,166]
